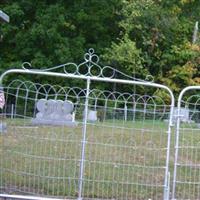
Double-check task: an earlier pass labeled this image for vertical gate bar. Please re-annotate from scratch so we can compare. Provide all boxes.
[78,77,91,200]
[167,172,170,198]
[164,90,175,200]
[172,104,181,199]
[172,87,187,200]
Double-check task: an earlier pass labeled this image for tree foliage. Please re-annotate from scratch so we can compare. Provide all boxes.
[0,0,200,95]
[0,0,121,69]
[110,0,200,95]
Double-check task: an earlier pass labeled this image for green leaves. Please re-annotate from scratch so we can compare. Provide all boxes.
[103,35,146,77]
[0,0,200,96]
[0,0,121,72]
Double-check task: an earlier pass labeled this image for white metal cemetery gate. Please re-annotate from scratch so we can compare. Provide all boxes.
[172,86,200,200]
[0,49,174,200]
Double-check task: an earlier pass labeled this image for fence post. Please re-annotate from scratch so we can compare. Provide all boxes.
[11,104,14,119]
[124,103,127,121]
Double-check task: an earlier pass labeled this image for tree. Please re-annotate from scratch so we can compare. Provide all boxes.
[0,0,122,74]
[1,0,200,95]
[104,0,200,96]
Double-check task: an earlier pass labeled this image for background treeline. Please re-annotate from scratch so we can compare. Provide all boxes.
[0,0,200,96]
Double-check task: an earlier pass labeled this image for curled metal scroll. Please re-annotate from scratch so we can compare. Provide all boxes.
[145,75,154,83]
[21,48,154,82]
[22,62,32,70]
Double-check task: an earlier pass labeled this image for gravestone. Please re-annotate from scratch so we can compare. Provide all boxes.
[173,107,191,123]
[87,110,98,122]
[0,122,7,133]
[32,99,77,126]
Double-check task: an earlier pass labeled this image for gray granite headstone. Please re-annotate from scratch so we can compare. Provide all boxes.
[32,99,77,126]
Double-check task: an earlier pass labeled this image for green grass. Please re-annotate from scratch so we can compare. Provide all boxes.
[0,119,199,199]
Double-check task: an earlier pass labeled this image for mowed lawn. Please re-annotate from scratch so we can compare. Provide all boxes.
[0,119,199,199]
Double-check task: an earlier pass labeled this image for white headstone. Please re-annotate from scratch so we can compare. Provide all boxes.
[173,107,190,123]
[88,110,97,121]
[63,100,74,114]
[32,99,77,126]
[37,99,46,113]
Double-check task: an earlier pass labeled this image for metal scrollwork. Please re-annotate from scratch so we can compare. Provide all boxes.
[84,48,99,65]
[21,48,154,82]
[145,75,154,83]
[22,62,32,70]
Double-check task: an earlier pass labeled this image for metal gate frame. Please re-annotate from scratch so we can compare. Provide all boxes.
[172,86,200,200]
[0,49,174,200]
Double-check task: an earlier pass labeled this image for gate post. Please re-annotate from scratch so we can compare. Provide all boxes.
[163,89,175,200]
[78,77,91,200]
[172,98,182,200]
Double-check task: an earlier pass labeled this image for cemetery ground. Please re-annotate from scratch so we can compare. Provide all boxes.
[0,119,200,199]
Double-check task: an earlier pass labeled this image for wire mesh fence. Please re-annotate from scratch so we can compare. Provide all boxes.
[0,79,173,200]
[0,49,175,200]
[1,49,200,200]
